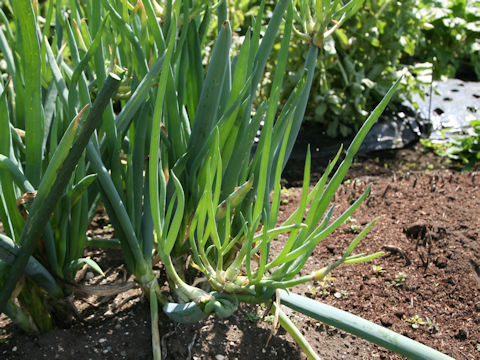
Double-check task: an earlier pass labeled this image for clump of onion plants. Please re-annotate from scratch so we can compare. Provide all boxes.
[148,0,394,319]
[74,0,404,357]
[0,0,122,333]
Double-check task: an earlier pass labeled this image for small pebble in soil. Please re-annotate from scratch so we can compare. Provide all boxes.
[215,355,225,360]
[434,256,448,268]
[379,315,393,327]
[394,311,405,319]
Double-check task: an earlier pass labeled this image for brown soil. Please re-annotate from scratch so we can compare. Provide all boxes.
[1,143,479,360]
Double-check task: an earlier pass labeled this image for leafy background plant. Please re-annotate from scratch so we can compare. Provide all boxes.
[225,0,480,138]
[414,0,480,80]
[286,0,428,138]
[420,120,480,170]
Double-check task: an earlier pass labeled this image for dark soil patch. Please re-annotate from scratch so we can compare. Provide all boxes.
[1,143,479,360]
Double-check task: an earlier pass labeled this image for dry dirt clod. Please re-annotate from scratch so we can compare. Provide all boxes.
[454,329,468,340]
[433,256,448,269]
[404,224,427,240]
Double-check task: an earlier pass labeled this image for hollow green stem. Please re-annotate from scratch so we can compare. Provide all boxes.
[280,291,454,360]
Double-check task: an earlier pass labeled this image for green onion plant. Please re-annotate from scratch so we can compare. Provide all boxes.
[76,0,391,357]
[0,0,120,333]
